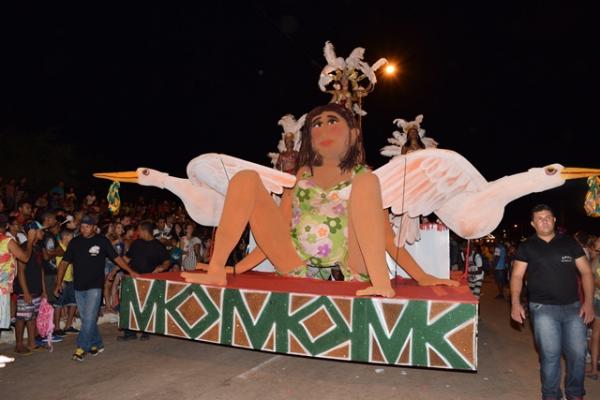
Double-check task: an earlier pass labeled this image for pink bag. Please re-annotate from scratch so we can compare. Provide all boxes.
[36,297,55,351]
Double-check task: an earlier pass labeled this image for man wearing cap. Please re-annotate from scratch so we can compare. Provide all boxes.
[54,215,138,362]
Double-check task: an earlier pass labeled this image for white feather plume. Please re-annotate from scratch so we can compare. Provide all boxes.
[323,41,345,70]
[276,138,286,153]
[380,145,403,158]
[277,114,298,133]
[393,118,408,129]
[294,114,307,135]
[345,47,365,70]
[318,74,333,91]
[390,131,408,146]
[353,103,367,116]
[422,137,439,149]
[371,58,388,72]
[267,152,279,167]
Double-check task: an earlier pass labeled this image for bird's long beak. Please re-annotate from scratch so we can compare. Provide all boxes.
[561,167,600,180]
[93,171,138,183]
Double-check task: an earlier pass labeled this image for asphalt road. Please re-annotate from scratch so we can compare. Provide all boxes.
[1,278,599,400]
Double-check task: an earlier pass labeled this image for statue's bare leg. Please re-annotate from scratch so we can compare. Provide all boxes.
[182,170,304,285]
[347,172,396,298]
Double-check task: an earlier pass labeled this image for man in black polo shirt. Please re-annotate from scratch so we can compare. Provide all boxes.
[117,220,170,341]
[511,204,594,400]
[54,215,138,362]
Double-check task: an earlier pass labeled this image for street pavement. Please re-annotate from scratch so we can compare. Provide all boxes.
[1,278,599,400]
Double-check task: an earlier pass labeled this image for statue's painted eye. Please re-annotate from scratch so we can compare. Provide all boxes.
[142,169,150,176]
[545,167,557,175]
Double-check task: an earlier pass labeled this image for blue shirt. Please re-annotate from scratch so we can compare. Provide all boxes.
[494,244,507,270]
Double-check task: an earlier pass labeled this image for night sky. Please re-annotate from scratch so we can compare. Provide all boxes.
[2,2,598,234]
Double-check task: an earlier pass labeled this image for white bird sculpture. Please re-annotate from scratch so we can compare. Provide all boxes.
[94,155,295,227]
[371,148,600,239]
[95,150,600,242]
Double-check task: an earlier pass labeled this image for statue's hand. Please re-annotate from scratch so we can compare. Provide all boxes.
[417,274,460,287]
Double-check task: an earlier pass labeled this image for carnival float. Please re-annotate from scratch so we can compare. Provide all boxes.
[94,41,600,371]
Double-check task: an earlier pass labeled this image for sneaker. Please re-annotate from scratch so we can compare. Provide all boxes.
[89,345,104,356]
[53,329,66,337]
[63,327,79,334]
[72,348,85,362]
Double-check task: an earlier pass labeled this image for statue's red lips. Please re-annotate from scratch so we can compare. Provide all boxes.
[320,139,334,146]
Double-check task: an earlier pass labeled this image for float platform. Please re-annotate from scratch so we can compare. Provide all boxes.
[119,271,477,370]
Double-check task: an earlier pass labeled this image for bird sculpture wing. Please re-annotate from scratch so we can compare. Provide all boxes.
[187,153,296,197]
[172,179,225,227]
[370,148,488,245]
[373,148,488,218]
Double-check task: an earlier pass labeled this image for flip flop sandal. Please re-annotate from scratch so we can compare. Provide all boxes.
[14,348,32,356]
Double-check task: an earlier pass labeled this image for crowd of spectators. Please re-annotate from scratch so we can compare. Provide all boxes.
[0,177,248,357]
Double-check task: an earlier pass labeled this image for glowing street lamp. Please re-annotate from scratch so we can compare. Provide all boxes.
[384,64,397,76]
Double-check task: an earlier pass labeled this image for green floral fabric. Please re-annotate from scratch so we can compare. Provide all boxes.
[290,165,369,282]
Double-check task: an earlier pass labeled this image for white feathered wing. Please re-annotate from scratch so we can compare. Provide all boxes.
[187,153,296,199]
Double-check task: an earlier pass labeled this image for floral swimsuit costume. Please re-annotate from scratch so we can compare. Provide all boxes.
[0,234,16,328]
[290,165,369,282]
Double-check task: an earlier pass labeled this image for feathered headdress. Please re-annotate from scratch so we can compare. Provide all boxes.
[380,114,439,158]
[318,41,387,117]
[268,113,306,167]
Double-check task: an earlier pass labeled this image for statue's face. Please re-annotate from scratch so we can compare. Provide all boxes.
[310,111,353,161]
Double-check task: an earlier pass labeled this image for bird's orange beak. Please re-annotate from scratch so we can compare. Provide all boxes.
[93,171,138,183]
[561,167,600,180]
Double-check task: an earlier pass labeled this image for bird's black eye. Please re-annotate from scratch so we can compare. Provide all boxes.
[142,169,149,176]
[545,167,557,175]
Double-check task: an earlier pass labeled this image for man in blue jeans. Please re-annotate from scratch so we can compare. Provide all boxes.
[511,204,595,400]
[54,215,138,361]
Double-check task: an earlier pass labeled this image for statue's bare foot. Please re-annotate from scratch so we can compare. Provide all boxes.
[195,262,209,271]
[224,266,236,274]
[418,275,460,287]
[181,270,227,286]
[355,286,396,298]
[195,263,237,274]
[440,278,460,287]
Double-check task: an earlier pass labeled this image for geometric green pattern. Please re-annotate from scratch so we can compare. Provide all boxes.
[120,277,477,370]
